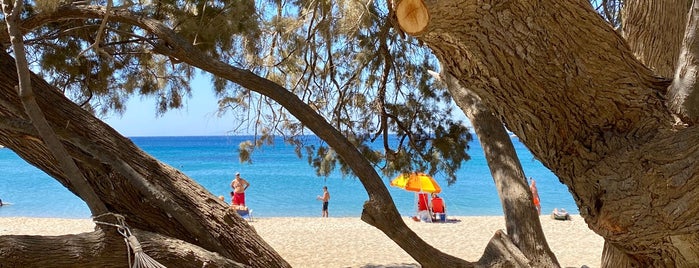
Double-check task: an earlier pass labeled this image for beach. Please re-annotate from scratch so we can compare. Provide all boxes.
[0,215,603,267]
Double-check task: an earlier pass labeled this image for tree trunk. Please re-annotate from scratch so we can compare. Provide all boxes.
[437,70,559,267]
[0,50,289,267]
[396,0,699,266]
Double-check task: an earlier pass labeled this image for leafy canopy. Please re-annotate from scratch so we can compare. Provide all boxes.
[9,0,471,184]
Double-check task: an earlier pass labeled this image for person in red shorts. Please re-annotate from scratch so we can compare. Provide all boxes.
[230,172,250,207]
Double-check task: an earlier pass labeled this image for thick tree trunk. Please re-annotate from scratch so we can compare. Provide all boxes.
[438,71,559,267]
[396,0,699,267]
[0,51,288,267]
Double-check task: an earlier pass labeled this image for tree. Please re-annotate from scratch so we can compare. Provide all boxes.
[395,0,699,266]
[0,0,633,267]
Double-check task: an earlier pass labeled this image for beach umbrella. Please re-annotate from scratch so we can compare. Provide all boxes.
[390,172,441,193]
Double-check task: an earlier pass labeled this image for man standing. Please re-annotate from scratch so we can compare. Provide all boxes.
[316,186,330,217]
[529,177,541,215]
[230,172,250,207]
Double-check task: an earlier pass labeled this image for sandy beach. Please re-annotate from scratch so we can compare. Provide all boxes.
[0,215,602,267]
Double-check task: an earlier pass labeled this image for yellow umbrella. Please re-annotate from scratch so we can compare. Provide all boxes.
[390,172,441,193]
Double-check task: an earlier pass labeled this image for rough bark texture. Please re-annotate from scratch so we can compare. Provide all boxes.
[0,51,288,267]
[622,0,689,78]
[478,230,532,267]
[439,71,559,267]
[0,229,246,267]
[667,1,699,124]
[398,0,699,267]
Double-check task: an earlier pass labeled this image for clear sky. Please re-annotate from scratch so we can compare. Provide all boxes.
[102,75,234,137]
[102,74,471,137]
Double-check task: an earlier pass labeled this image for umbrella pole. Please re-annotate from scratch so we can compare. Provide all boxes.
[414,192,418,216]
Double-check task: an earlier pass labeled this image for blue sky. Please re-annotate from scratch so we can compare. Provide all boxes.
[103,75,471,137]
[103,75,234,137]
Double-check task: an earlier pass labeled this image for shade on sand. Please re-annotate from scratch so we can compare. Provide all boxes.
[390,173,441,193]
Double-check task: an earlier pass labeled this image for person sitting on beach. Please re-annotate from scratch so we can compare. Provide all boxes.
[430,193,446,221]
[230,172,250,206]
[552,208,570,220]
[416,192,432,222]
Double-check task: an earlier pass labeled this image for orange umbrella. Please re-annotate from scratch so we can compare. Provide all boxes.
[390,172,441,193]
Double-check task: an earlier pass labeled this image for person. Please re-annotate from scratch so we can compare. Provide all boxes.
[316,186,330,217]
[529,177,541,215]
[430,193,446,222]
[0,197,3,207]
[230,172,250,207]
[552,207,570,220]
[416,192,432,222]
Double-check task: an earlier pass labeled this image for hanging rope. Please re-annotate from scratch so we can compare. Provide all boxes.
[94,213,167,268]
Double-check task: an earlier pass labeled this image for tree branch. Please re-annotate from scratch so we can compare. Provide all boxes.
[0,228,246,267]
[668,0,699,125]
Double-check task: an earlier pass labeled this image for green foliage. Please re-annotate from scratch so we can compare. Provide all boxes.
[214,0,473,183]
[16,0,260,117]
[9,0,473,184]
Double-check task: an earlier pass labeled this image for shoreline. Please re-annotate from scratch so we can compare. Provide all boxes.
[0,215,603,267]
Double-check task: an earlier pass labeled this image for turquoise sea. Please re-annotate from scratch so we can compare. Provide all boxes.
[0,135,578,219]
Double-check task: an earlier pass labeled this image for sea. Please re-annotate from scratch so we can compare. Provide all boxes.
[0,135,578,219]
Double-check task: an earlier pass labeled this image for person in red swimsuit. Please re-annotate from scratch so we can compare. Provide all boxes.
[230,172,250,207]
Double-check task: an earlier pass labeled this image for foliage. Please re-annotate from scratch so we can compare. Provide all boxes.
[8,0,473,183]
[215,0,472,183]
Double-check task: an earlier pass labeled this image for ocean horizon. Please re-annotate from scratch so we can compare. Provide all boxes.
[0,135,578,219]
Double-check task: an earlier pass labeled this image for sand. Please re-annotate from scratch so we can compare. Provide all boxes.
[0,215,602,267]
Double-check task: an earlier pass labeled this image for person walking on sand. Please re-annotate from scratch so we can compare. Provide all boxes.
[529,177,541,215]
[230,172,250,207]
[316,186,330,217]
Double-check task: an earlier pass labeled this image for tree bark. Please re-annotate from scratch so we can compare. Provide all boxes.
[667,0,699,124]
[436,70,559,267]
[396,0,699,266]
[0,229,246,267]
[622,0,689,78]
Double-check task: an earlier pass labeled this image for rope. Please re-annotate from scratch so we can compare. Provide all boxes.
[94,213,167,268]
